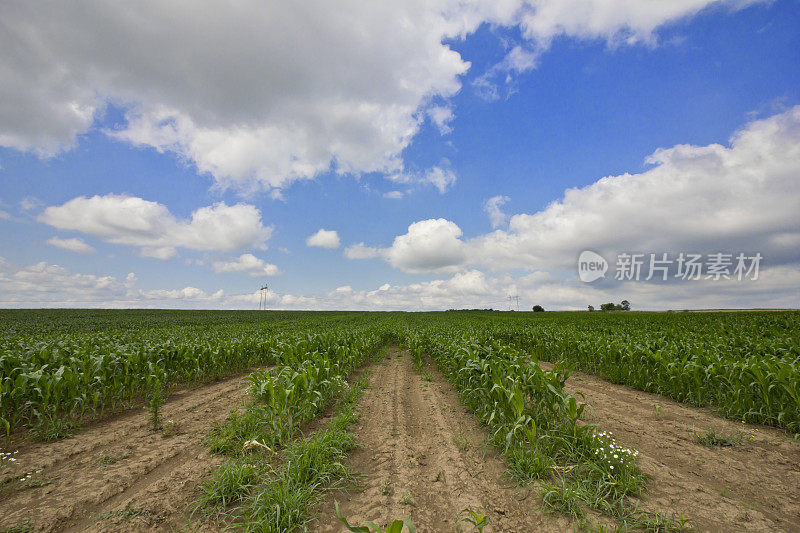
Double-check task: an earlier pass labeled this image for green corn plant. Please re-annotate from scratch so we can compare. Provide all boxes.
[459,508,490,532]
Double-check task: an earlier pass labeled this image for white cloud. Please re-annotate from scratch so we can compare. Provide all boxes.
[39,194,272,259]
[1,258,797,310]
[517,0,764,49]
[0,2,482,191]
[483,195,511,228]
[1,1,761,192]
[384,218,466,273]
[46,236,95,254]
[467,106,800,271]
[351,107,800,284]
[140,286,224,301]
[212,253,280,277]
[0,209,9,220]
[139,247,178,260]
[421,165,457,194]
[19,196,43,212]
[383,191,404,199]
[472,45,539,100]
[306,229,341,249]
[386,163,457,194]
[474,1,765,98]
[427,105,455,135]
[344,243,382,260]
[0,260,131,305]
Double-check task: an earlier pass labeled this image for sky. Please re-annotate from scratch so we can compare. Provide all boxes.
[0,0,799,311]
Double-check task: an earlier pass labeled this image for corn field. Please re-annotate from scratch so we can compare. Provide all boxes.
[2,309,798,440]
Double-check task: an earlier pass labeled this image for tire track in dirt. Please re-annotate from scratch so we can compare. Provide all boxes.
[316,348,570,532]
[540,362,800,532]
[0,372,255,532]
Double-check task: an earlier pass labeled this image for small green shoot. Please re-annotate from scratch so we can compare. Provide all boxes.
[336,501,415,533]
[459,508,490,532]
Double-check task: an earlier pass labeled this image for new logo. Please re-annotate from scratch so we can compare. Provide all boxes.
[578,250,608,282]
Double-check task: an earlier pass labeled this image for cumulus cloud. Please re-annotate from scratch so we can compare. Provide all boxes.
[0,1,761,193]
[212,254,280,277]
[38,194,272,259]
[306,229,341,249]
[1,257,797,310]
[467,105,800,271]
[350,107,800,289]
[483,195,510,228]
[0,260,130,305]
[0,2,483,191]
[46,236,95,254]
[516,0,764,49]
[346,219,466,273]
[384,219,466,273]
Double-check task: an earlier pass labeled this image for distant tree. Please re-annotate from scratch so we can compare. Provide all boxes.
[587,305,595,312]
[600,302,616,311]
[532,305,545,312]
[620,300,631,311]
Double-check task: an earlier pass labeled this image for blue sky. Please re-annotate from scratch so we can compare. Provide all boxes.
[1,0,799,310]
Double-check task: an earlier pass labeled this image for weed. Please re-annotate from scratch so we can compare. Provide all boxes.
[452,434,470,452]
[198,370,369,532]
[381,481,392,496]
[422,371,433,382]
[1,519,32,533]
[398,492,415,506]
[30,417,74,442]
[695,430,740,447]
[148,378,164,431]
[98,450,132,467]
[540,478,585,520]
[196,458,260,509]
[161,419,178,437]
[505,444,553,480]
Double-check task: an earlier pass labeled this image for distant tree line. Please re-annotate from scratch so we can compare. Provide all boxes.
[588,300,630,312]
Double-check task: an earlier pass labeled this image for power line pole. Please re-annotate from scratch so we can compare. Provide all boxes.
[259,284,269,310]
[508,294,519,311]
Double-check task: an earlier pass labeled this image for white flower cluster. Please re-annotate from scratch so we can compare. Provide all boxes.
[19,469,39,482]
[1,449,18,464]
[592,431,638,474]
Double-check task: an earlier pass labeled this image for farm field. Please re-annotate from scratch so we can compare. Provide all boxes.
[1,309,799,532]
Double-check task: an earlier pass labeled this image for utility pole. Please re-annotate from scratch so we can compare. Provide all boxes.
[507,294,520,311]
[259,284,269,310]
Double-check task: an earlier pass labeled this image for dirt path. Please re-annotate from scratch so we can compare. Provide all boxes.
[543,363,800,532]
[315,348,570,533]
[0,373,254,532]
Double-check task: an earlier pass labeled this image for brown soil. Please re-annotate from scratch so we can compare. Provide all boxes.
[541,362,800,532]
[314,348,571,533]
[3,352,797,533]
[0,373,253,532]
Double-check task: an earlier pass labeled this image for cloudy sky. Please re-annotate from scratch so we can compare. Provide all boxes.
[1,0,798,310]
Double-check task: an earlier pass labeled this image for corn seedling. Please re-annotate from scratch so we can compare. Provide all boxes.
[336,501,416,533]
[459,508,489,532]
